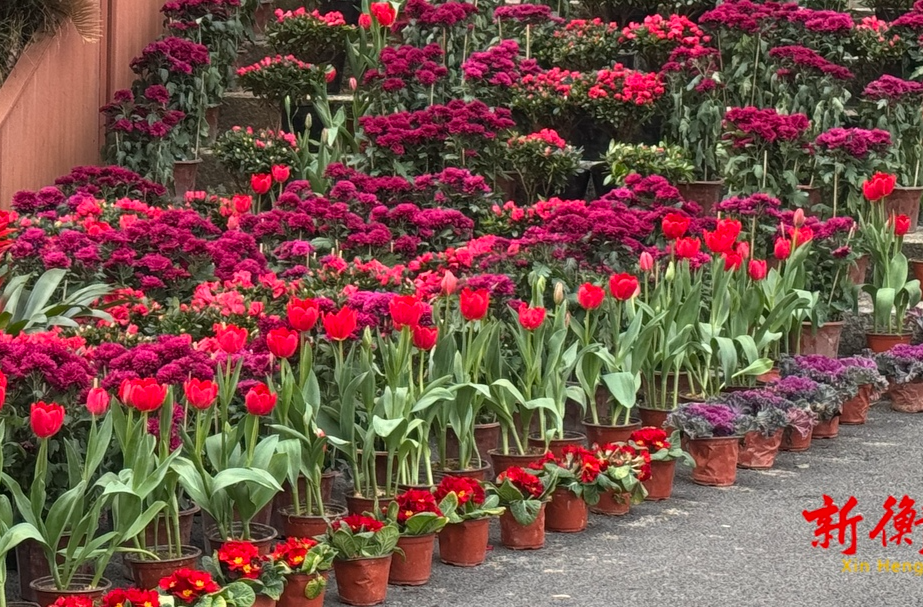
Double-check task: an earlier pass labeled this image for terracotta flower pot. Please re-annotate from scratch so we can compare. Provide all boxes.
[388,533,436,585]
[686,436,739,486]
[797,321,844,358]
[345,493,394,516]
[204,522,278,556]
[590,490,631,516]
[144,504,200,547]
[676,180,724,215]
[841,384,874,424]
[9,602,39,607]
[637,407,671,430]
[434,460,491,481]
[438,518,490,566]
[444,422,501,465]
[488,449,547,476]
[544,488,588,532]
[737,430,783,469]
[499,504,545,550]
[885,186,922,233]
[798,184,822,208]
[30,575,112,607]
[755,368,781,384]
[847,255,869,285]
[582,418,641,448]
[642,459,676,501]
[172,159,202,203]
[280,503,348,538]
[272,472,338,530]
[865,332,912,353]
[253,0,276,34]
[780,426,812,452]
[205,106,220,146]
[253,595,276,607]
[912,260,923,286]
[889,381,923,413]
[17,534,90,602]
[333,555,392,606]
[527,431,586,457]
[125,546,202,590]
[812,416,840,439]
[279,572,327,607]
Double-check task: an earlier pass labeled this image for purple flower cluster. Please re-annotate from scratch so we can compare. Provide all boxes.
[813,127,892,159]
[147,404,186,452]
[668,402,744,437]
[366,44,449,90]
[785,9,854,34]
[699,0,797,34]
[53,165,167,203]
[862,75,923,102]
[100,86,186,140]
[161,0,241,19]
[768,45,853,80]
[716,193,781,217]
[769,375,827,402]
[94,335,215,390]
[890,11,923,30]
[722,106,810,147]
[129,36,210,76]
[493,4,563,25]
[0,334,94,398]
[462,40,541,88]
[404,0,478,27]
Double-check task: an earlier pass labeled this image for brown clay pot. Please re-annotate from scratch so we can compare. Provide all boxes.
[590,490,631,516]
[333,555,392,606]
[488,449,547,476]
[280,503,348,538]
[434,460,491,481]
[889,381,923,413]
[356,450,393,486]
[841,384,874,424]
[437,518,490,566]
[780,426,812,452]
[125,546,202,590]
[253,595,276,607]
[848,254,869,286]
[279,572,327,607]
[637,407,671,430]
[9,602,40,607]
[444,422,501,464]
[643,459,676,501]
[885,186,922,233]
[812,416,840,439]
[172,159,202,203]
[499,504,546,550]
[755,368,781,383]
[544,488,588,532]
[912,260,923,286]
[676,180,724,215]
[204,522,278,556]
[17,535,89,603]
[737,430,783,469]
[865,332,912,353]
[30,576,112,607]
[798,184,822,208]
[205,106,220,146]
[797,321,844,358]
[388,533,436,585]
[582,419,641,448]
[253,0,276,34]
[272,472,337,530]
[527,431,586,457]
[145,504,200,547]
[345,493,394,516]
[686,436,739,486]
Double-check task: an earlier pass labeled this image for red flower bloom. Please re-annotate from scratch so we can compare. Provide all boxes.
[395,488,442,523]
[251,173,272,195]
[774,237,791,260]
[863,172,897,202]
[217,541,264,580]
[184,378,218,410]
[434,475,485,506]
[459,287,490,321]
[245,383,277,416]
[371,1,397,26]
[577,283,605,309]
[323,307,358,341]
[789,225,814,247]
[892,213,911,236]
[159,569,220,604]
[496,466,545,498]
[271,164,290,183]
[287,297,321,332]
[578,456,602,483]
[723,251,743,271]
[54,597,94,607]
[748,259,768,281]
[86,386,110,416]
[214,324,248,353]
[358,13,372,28]
[389,294,425,329]
[608,273,639,301]
[266,327,299,358]
[339,514,384,533]
[517,303,546,330]
[629,427,670,452]
[0,370,6,410]
[703,218,742,253]
[412,325,438,350]
[102,588,161,607]
[121,378,167,412]
[661,212,690,240]
[674,236,701,259]
[272,537,319,568]
[639,251,654,272]
[31,401,64,439]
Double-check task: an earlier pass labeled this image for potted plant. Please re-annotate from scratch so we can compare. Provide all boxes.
[213,127,299,189]
[534,446,601,532]
[326,515,400,606]
[837,357,889,424]
[505,129,583,204]
[201,541,285,607]
[777,355,852,438]
[384,489,447,585]
[159,568,257,607]
[487,466,553,550]
[604,141,694,187]
[767,375,827,451]
[589,443,649,516]
[767,45,853,136]
[272,537,335,607]
[0,422,41,607]
[810,127,892,218]
[665,402,747,487]
[578,64,665,146]
[434,476,503,567]
[875,344,923,413]
[722,390,792,470]
[265,8,355,78]
[628,427,693,501]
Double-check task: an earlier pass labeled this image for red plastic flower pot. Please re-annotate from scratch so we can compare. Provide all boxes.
[30,575,111,607]
[865,332,911,353]
[544,487,588,532]
[388,533,436,586]
[278,572,327,607]
[438,518,490,567]
[642,459,676,501]
[637,408,671,431]
[499,504,545,550]
[686,436,739,486]
[590,490,630,516]
[889,381,923,413]
[253,595,276,607]
[737,429,783,470]
[812,417,839,439]
[841,384,874,424]
[280,503,348,538]
[780,426,812,452]
[333,555,392,606]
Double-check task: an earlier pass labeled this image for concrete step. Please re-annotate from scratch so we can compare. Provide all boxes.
[903,229,923,261]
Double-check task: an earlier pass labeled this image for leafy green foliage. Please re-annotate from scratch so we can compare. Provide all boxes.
[0,269,111,335]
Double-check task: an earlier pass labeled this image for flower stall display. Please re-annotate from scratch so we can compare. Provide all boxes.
[777,356,848,438]
[875,344,923,413]
[272,537,335,607]
[433,476,504,567]
[629,427,693,500]
[666,402,747,486]
[488,466,554,550]
[266,8,355,66]
[326,515,400,606]
[384,489,448,585]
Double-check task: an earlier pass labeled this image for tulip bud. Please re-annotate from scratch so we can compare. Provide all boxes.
[362,326,373,348]
[535,276,547,297]
[349,77,358,91]
[553,282,565,306]
[304,113,312,131]
[639,251,654,272]
[793,208,806,227]
[664,261,676,281]
[441,270,457,296]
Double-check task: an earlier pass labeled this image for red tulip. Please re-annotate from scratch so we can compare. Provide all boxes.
[674,237,701,259]
[639,251,654,272]
[789,226,814,248]
[184,378,218,410]
[723,252,743,271]
[389,295,425,330]
[122,378,167,412]
[412,325,438,350]
[324,307,358,341]
[892,214,911,236]
[358,13,372,28]
[325,67,337,83]
[232,194,252,214]
[271,165,290,183]
[517,304,546,331]
[609,273,640,301]
[661,213,690,240]
[370,1,396,26]
[287,297,320,332]
[862,172,897,202]
[748,259,767,281]
[86,387,110,416]
[459,288,490,321]
[245,383,277,416]
[267,327,299,358]
[31,401,64,439]
[0,370,7,410]
[251,173,272,195]
[215,324,248,353]
[736,241,750,259]
[774,237,791,260]
[577,283,605,310]
[703,218,742,254]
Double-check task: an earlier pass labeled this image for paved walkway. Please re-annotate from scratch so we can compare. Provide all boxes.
[376,403,923,607]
